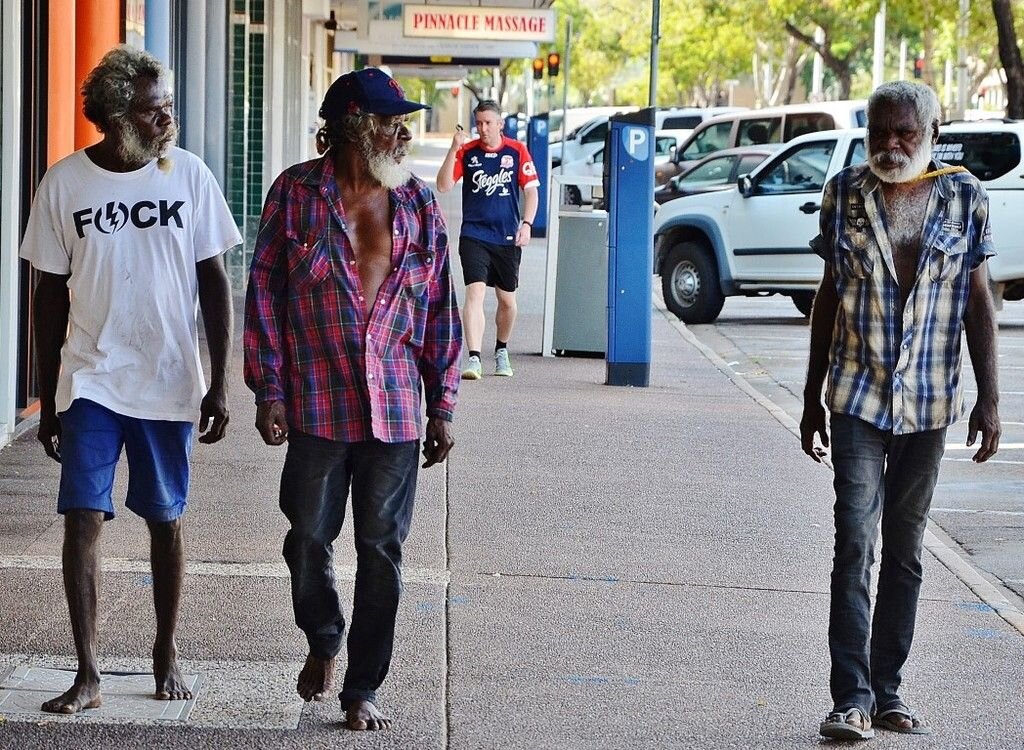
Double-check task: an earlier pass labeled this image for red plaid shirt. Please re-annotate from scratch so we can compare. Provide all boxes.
[244,156,462,443]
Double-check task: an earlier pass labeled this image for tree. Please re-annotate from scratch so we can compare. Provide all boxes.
[769,0,881,99]
[993,0,1024,117]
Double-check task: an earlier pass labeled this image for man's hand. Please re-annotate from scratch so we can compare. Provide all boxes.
[967,399,1000,463]
[256,400,289,446]
[514,222,532,247]
[422,416,454,468]
[37,413,62,463]
[452,125,469,150]
[800,400,829,463]
[198,386,230,444]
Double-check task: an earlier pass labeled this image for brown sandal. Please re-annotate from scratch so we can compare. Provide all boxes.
[820,707,875,740]
[873,706,931,735]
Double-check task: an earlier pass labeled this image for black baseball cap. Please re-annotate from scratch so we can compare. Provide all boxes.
[320,68,430,119]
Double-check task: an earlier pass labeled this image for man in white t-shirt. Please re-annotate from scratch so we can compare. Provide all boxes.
[19,45,240,714]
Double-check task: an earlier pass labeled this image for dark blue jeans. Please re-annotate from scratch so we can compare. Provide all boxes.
[279,431,419,708]
[828,413,946,716]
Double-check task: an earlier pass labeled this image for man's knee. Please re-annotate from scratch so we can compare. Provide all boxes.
[64,509,105,539]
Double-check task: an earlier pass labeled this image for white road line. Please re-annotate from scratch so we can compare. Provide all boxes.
[932,508,1024,516]
[945,442,1024,450]
[943,457,1024,465]
[0,555,450,584]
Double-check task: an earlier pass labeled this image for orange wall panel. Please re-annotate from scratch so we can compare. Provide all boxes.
[74,0,122,149]
[47,0,76,166]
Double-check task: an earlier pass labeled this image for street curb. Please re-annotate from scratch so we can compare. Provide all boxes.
[654,297,1024,638]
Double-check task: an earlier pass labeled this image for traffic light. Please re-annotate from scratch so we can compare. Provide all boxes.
[547,52,560,77]
[532,58,544,80]
[913,58,924,79]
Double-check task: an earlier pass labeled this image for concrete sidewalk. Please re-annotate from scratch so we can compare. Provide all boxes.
[2,194,1024,749]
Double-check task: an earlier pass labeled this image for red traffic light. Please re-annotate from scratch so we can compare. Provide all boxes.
[532,58,544,80]
[547,52,560,77]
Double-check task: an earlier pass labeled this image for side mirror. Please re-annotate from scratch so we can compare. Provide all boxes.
[738,174,753,197]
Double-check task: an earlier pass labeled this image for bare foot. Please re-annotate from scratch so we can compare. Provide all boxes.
[41,680,102,714]
[345,699,392,731]
[153,641,192,701]
[297,654,335,702]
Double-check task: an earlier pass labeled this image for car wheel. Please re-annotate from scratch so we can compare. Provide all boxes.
[661,241,724,324]
[565,185,583,205]
[791,291,815,318]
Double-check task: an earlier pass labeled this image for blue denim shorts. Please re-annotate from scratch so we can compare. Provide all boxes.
[57,398,194,522]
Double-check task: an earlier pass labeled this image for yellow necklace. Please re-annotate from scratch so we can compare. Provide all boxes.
[912,165,968,181]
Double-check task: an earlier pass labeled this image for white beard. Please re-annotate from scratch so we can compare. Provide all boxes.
[865,134,933,184]
[366,150,411,189]
[116,119,179,165]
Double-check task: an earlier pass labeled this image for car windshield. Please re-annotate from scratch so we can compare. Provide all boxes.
[679,155,737,187]
[934,131,1022,181]
[655,136,677,157]
[662,115,703,129]
[756,141,836,194]
[681,122,731,161]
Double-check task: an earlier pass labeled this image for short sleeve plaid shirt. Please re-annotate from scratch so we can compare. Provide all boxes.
[244,156,462,443]
[810,161,995,435]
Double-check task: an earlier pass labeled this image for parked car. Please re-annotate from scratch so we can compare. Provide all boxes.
[655,106,747,135]
[654,100,868,187]
[653,121,1024,324]
[653,145,780,205]
[552,106,744,167]
[555,131,682,205]
[545,106,639,144]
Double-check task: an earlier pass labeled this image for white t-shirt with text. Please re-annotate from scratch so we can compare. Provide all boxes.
[20,147,242,421]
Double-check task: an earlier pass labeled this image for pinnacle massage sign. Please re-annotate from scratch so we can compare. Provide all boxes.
[403,5,555,42]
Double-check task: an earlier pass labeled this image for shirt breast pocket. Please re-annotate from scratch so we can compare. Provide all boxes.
[286,236,332,294]
[838,232,874,280]
[397,253,435,346]
[928,233,968,283]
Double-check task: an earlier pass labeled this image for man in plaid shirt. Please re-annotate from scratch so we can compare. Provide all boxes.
[801,82,1000,740]
[244,68,461,731]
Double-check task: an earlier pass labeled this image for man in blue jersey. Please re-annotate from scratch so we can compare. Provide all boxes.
[437,99,539,380]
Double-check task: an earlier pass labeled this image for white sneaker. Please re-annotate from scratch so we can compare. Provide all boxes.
[461,356,482,380]
[494,348,513,377]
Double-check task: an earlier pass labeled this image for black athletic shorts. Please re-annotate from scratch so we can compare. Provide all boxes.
[459,236,522,292]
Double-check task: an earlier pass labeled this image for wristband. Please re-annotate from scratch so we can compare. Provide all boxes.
[521,220,533,228]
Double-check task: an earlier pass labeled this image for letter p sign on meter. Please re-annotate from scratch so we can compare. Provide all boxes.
[604,109,655,387]
[622,127,651,161]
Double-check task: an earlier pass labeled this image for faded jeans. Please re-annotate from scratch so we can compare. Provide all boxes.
[279,430,419,708]
[828,413,946,716]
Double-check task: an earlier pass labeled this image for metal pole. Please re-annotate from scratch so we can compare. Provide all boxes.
[898,38,907,81]
[956,0,969,119]
[649,0,660,106]
[560,16,572,147]
[872,0,886,89]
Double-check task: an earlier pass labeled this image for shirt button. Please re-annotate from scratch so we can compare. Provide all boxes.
[358,295,364,301]
[393,229,399,236]
[367,373,374,380]
[349,259,356,265]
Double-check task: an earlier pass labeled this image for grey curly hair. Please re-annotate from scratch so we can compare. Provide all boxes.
[868,81,941,135]
[81,45,168,132]
[315,111,381,155]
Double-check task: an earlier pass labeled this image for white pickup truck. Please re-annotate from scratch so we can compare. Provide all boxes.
[653,122,1024,323]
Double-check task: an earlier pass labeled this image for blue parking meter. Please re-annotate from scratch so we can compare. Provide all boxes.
[605,109,654,387]
[526,114,549,237]
[503,114,519,140]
